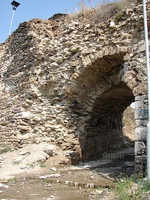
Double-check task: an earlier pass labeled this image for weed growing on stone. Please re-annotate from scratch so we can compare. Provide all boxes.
[0,146,12,154]
[27,163,36,169]
[37,160,46,168]
[8,177,17,183]
[12,161,20,165]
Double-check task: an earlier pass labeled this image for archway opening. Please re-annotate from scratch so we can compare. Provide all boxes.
[80,82,135,162]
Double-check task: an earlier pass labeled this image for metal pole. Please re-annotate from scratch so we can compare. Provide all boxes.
[8,9,15,36]
[142,0,150,180]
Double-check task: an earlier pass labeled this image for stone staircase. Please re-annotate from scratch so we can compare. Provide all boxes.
[102,147,134,161]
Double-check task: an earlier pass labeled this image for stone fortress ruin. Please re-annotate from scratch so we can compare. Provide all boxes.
[0,1,150,173]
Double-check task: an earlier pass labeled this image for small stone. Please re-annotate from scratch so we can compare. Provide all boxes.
[25,99,33,105]
[50,195,55,199]
[20,165,28,169]
[90,176,94,180]
[19,151,28,155]
[0,183,9,189]
[51,62,59,67]
[33,117,41,122]
[50,167,57,172]
[125,161,134,167]
[17,125,29,131]
[70,46,79,53]
[15,112,34,120]
[18,120,29,126]
[0,156,6,162]
[64,181,69,185]
[44,149,53,156]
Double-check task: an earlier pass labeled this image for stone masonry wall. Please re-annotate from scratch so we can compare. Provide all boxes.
[0,1,150,170]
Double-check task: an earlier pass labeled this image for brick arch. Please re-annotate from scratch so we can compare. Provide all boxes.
[67,51,135,162]
[67,47,128,100]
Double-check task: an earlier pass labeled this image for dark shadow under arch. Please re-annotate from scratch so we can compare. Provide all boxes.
[80,82,135,162]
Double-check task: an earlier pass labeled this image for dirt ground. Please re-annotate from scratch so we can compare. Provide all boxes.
[0,176,117,200]
[0,140,136,200]
[0,153,134,200]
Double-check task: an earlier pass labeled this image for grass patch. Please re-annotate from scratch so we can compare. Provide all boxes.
[27,161,46,169]
[142,180,150,192]
[115,176,150,200]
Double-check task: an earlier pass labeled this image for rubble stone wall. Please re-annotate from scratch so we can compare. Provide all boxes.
[0,2,149,170]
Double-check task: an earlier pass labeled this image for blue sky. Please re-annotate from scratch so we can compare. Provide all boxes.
[0,0,114,43]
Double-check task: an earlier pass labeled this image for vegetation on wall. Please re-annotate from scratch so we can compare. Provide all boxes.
[68,0,137,23]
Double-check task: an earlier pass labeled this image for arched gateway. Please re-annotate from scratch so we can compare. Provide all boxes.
[67,47,147,172]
